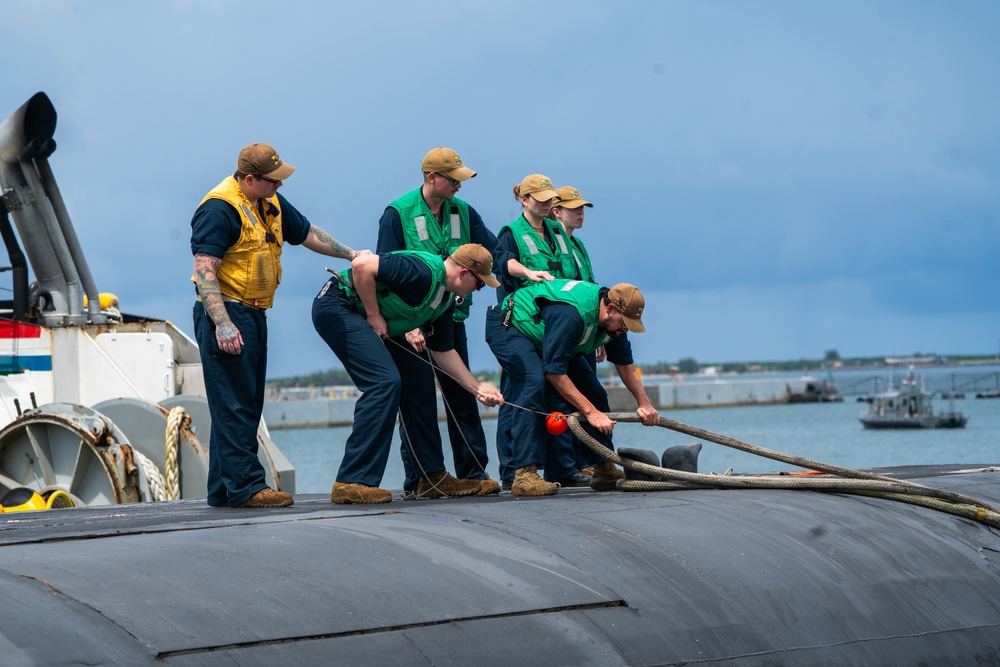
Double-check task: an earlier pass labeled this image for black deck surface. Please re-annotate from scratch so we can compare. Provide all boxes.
[2,464,999,666]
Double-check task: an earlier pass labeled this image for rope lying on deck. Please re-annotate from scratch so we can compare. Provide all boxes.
[568,412,1000,530]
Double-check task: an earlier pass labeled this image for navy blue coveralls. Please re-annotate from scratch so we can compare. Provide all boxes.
[490,226,582,483]
[377,200,496,490]
[190,189,310,508]
[486,298,634,482]
[311,253,458,488]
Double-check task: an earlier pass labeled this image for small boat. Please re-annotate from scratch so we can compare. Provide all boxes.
[787,376,844,403]
[859,372,968,429]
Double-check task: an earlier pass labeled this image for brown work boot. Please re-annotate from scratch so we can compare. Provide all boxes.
[237,488,293,508]
[330,482,392,504]
[416,470,482,499]
[512,465,559,497]
[590,461,625,491]
[477,478,502,496]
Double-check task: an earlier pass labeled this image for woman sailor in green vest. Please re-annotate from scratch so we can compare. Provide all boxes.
[551,186,596,284]
[551,185,603,366]
[486,279,660,494]
[490,174,580,493]
[551,185,604,477]
[494,174,577,290]
[312,244,503,504]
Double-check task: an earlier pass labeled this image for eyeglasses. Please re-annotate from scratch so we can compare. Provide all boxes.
[464,269,485,291]
[601,304,627,336]
[434,172,459,186]
[612,310,629,336]
[256,174,281,184]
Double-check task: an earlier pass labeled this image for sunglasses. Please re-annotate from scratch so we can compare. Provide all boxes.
[434,172,460,186]
[465,269,485,291]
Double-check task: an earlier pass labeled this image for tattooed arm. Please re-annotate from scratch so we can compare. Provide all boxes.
[301,224,370,260]
[194,252,243,355]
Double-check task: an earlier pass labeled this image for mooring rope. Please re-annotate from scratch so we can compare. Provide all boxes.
[568,412,1000,529]
[165,406,187,501]
[134,449,167,503]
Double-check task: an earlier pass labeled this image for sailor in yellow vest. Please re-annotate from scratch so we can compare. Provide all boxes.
[191,143,368,509]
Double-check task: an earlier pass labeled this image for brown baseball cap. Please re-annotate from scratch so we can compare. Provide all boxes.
[421,147,477,180]
[450,243,500,288]
[608,283,646,333]
[516,174,559,201]
[238,143,295,181]
[553,186,593,209]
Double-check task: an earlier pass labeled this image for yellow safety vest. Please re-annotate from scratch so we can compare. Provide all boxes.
[195,177,284,308]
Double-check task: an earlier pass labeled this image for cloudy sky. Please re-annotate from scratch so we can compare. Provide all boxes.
[3,0,998,378]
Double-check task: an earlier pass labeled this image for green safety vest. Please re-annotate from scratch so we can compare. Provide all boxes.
[390,189,474,322]
[335,250,452,337]
[497,215,577,288]
[509,279,611,356]
[569,235,596,284]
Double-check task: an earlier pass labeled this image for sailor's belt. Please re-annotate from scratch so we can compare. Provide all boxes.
[195,293,267,312]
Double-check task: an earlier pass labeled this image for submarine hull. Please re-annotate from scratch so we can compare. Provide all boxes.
[1,463,999,666]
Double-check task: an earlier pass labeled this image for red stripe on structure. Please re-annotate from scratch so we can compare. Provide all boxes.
[0,321,42,338]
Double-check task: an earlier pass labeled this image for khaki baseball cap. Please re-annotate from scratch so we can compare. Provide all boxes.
[553,186,593,209]
[238,143,295,181]
[516,174,558,202]
[421,147,477,180]
[450,243,500,288]
[608,283,646,333]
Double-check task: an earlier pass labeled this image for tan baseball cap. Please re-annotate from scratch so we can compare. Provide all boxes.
[450,243,500,288]
[516,174,558,201]
[553,186,593,209]
[608,283,646,333]
[238,143,295,181]
[421,147,477,180]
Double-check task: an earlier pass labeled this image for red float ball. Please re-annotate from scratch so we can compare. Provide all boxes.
[546,412,568,435]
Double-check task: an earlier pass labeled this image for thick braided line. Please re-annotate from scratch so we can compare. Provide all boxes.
[134,449,166,502]
[567,414,923,492]
[165,406,186,501]
[848,490,1000,530]
[568,413,1000,518]
[658,413,900,483]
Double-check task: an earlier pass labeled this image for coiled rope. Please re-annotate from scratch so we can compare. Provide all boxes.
[165,406,186,501]
[135,449,167,502]
[134,407,188,503]
[569,412,1000,529]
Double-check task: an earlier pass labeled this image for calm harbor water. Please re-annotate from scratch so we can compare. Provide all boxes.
[273,372,1000,494]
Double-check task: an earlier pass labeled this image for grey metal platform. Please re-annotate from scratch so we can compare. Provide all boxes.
[2,464,1000,666]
